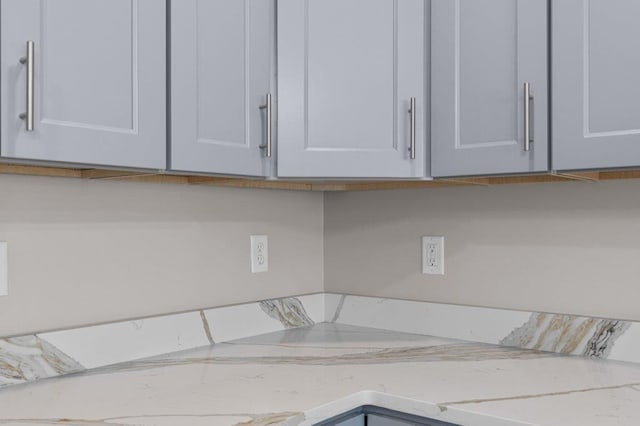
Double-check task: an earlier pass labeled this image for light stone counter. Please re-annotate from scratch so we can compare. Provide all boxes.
[0,323,639,426]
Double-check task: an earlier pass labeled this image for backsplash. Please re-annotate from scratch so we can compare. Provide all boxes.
[0,294,331,388]
[2,293,639,390]
[501,313,630,359]
[334,295,640,364]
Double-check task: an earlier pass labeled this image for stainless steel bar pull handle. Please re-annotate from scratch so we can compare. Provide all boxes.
[524,83,533,152]
[19,41,35,132]
[408,97,417,160]
[259,93,273,158]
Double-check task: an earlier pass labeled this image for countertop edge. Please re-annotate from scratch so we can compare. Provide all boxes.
[289,391,534,426]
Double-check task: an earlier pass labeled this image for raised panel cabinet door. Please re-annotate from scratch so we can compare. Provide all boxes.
[553,0,640,171]
[1,0,166,169]
[170,0,275,176]
[431,0,548,177]
[278,0,427,178]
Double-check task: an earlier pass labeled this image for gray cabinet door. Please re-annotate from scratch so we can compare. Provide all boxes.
[278,0,427,178]
[1,0,166,169]
[367,415,412,426]
[431,0,548,177]
[170,0,274,177]
[332,414,366,426]
[553,0,640,171]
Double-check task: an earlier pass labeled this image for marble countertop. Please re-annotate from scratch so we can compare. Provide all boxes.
[0,323,639,426]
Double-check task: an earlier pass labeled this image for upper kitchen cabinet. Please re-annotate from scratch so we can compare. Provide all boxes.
[431,0,548,177]
[553,0,640,171]
[1,0,166,169]
[277,0,427,178]
[170,0,275,177]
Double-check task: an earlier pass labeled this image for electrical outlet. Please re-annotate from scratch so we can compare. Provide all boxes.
[0,242,7,296]
[250,235,269,273]
[422,236,444,275]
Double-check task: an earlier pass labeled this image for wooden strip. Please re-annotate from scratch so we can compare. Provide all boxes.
[436,174,575,186]
[485,174,578,185]
[317,180,469,192]
[186,176,240,185]
[553,171,601,182]
[0,164,82,178]
[436,173,593,186]
[437,177,491,186]
[190,175,315,191]
[598,170,640,181]
[114,174,191,185]
[80,170,190,185]
[309,184,349,192]
[191,176,314,191]
[80,169,153,180]
[7,163,640,192]
[217,181,313,191]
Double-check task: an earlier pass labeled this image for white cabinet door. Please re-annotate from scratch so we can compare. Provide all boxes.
[278,0,427,178]
[170,0,275,176]
[1,0,166,169]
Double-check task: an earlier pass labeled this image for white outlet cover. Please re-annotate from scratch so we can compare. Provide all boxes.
[422,236,445,275]
[250,235,269,274]
[0,242,7,296]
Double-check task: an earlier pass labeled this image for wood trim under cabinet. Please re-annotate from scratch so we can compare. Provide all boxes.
[1,163,640,192]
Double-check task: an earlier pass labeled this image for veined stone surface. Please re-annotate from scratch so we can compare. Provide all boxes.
[2,293,640,392]
[501,313,631,358]
[0,324,639,426]
[0,335,84,387]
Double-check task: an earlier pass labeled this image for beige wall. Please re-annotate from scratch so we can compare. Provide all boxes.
[5,174,640,337]
[0,175,323,337]
[325,180,640,321]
